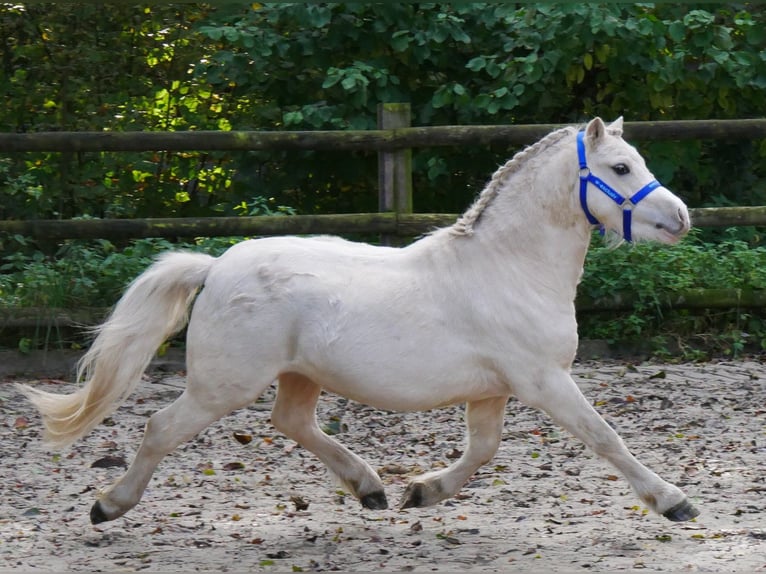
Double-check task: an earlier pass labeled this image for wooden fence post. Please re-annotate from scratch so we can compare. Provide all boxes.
[377,102,413,245]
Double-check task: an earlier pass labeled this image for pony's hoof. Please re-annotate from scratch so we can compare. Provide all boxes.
[662,499,699,522]
[399,483,425,509]
[90,501,109,525]
[360,491,388,510]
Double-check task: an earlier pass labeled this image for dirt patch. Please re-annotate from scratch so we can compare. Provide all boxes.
[1,359,765,572]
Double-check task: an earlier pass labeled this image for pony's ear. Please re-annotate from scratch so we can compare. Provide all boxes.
[608,116,624,136]
[585,117,606,142]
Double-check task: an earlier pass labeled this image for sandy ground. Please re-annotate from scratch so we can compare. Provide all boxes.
[1,358,765,572]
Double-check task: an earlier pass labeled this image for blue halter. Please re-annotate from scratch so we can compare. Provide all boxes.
[576,131,661,243]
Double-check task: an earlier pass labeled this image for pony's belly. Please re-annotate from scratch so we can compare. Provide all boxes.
[289,346,509,412]
[318,375,506,412]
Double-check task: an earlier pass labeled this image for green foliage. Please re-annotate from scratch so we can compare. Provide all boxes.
[190,3,766,218]
[0,158,49,219]
[578,230,766,358]
[0,233,243,349]
[3,4,765,221]
[1,236,174,309]
[1,230,763,357]
[232,196,296,217]
[0,4,248,219]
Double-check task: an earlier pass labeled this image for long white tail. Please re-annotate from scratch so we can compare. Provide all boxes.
[16,251,215,449]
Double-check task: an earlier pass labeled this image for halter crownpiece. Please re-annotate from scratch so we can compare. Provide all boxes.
[576,131,661,243]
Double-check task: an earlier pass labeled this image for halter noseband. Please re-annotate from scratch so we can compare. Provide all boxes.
[577,131,661,243]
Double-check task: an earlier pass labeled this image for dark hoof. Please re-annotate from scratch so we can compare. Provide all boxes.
[360,491,388,510]
[399,483,424,510]
[90,501,109,525]
[663,499,700,522]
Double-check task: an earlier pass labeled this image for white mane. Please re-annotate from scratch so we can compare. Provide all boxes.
[450,125,578,236]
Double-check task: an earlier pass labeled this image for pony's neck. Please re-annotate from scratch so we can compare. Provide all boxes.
[444,130,592,297]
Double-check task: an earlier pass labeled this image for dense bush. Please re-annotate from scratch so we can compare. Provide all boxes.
[1,231,764,359]
[579,231,766,358]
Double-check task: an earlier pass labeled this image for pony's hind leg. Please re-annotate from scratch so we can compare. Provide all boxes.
[519,369,699,522]
[90,382,263,524]
[271,373,387,509]
[399,396,508,509]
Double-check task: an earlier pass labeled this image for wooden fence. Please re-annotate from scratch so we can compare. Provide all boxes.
[1,104,765,327]
[2,105,766,240]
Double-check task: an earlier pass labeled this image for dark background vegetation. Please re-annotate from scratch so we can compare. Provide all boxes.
[1,3,765,358]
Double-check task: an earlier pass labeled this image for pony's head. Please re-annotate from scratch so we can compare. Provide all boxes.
[578,117,690,244]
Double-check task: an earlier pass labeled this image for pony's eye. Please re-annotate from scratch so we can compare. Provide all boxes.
[612,163,630,176]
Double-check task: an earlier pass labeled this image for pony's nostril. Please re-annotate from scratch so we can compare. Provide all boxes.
[674,207,692,235]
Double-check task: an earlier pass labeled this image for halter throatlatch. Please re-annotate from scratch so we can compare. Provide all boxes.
[577,131,661,243]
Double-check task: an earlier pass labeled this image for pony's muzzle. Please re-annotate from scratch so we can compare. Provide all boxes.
[655,206,690,236]
[654,206,691,243]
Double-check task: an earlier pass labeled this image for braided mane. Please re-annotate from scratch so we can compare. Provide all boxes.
[450,125,578,236]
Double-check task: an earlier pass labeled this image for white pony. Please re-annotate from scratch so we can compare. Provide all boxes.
[18,117,698,526]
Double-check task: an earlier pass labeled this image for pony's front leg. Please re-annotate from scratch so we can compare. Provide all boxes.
[400,396,508,509]
[272,373,387,509]
[520,370,699,522]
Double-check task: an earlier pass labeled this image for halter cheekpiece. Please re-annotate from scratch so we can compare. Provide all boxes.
[576,131,661,243]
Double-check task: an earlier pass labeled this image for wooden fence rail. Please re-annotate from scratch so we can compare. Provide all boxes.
[1,207,766,240]
[2,108,766,239]
[5,288,763,331]
[1,118,766,152]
